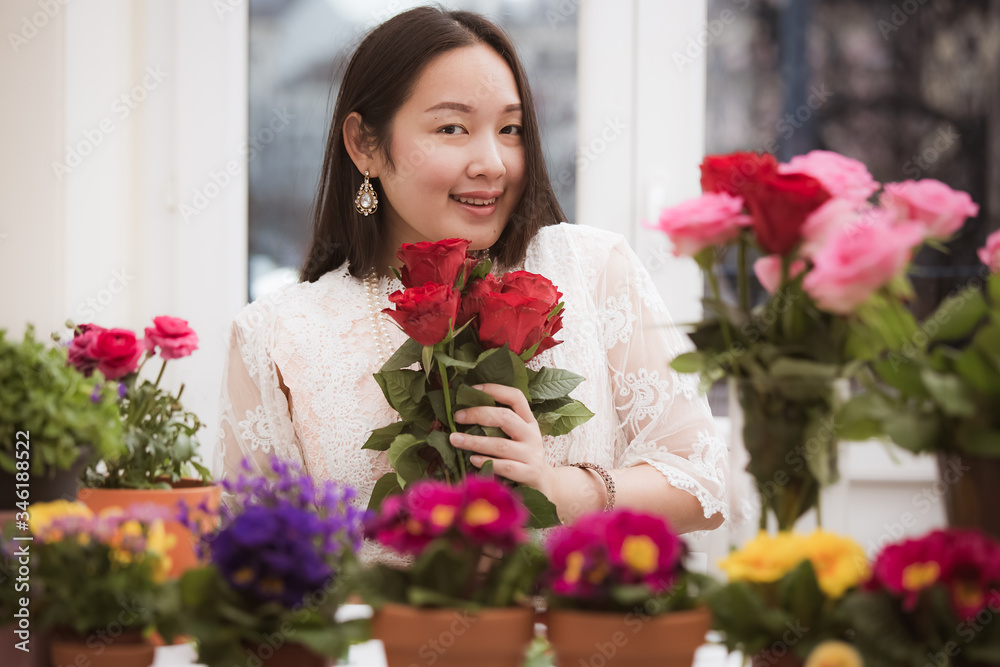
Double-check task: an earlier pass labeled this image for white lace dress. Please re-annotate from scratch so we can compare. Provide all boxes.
[212,223,729,563]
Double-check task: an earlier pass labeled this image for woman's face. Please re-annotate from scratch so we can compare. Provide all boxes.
[372,44,527,261]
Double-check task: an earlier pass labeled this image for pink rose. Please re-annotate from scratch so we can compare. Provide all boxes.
[91,328,143,379]
[880,179,979,239]
[646,192,752,257]
[803,210,924,315]
[754,255,806,294]
[780,151,880,204]
[799,199,865,258]
[979,230,1000,273]
[144,316,199,360]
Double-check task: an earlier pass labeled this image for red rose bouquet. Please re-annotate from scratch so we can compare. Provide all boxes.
[67,316,210,489]
[649,150,979,530]
[364,239,592,528]
[842,528,1000,667]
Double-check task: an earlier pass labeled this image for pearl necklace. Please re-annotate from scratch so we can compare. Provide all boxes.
[363,271,396,368]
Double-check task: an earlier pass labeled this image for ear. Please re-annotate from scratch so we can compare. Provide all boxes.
[343,112,380,177]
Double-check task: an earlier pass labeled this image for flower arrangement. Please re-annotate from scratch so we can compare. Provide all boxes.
[66,316,210,489]
[364,238,592,527]
[650,150,980,529]
[171,455,369,667]
[707,530,869,662]
[0,325,122,480]
[842,528,1000,667]
[359,475,545,609]
[27,500,175,638]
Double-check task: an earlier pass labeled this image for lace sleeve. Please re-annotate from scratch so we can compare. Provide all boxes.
[600,237,729,523]
[212,314,306,492]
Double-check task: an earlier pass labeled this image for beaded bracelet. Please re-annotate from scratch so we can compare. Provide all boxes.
[571,462,616,512]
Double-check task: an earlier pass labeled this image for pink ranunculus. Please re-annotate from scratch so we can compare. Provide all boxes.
[867,530,952,611]
[406,481,464,539]
[646,192,752,257]
[803,210,924,315]
[144,316,199,360]
[880,179,979,240]
[936,529,1000,620]
[753,255,806,294]
[779,151,880,204]
[456,477,528,550]
[978,229,1000,273]
[67,324,106,377]
[364,494,435,556]
[91,328,143,379]
[604,510,684,592]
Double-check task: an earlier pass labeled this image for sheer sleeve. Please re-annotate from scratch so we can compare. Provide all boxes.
[212,309,306,495]
[600,237,729,523]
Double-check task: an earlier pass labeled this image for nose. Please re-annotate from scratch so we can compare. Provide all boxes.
[466,133,506,181]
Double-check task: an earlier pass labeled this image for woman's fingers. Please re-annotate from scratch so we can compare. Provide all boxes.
[470,383,534,424]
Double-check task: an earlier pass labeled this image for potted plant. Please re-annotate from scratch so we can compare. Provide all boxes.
[840,228,1000,539]
[359,475,546,667]
[650,151,979,531]
[539,508,713,667]
[67,317,219,576]
[26,499,175,667]
[168,455,369,667]
[0,325,123,510]
[708,530,869,667]
[364,237,592,527]
[841,528,1000,667]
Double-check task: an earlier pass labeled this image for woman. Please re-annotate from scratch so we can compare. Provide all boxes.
[214,7,727,563]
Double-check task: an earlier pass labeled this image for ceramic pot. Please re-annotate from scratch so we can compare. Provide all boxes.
[49,630,154,667]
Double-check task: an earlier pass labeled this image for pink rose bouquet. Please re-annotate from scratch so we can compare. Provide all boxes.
[648,149,980,530]
[359,475,545,610]
[66,316,209,489]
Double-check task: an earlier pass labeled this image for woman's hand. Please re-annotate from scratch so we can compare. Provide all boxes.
[449,383,555,498]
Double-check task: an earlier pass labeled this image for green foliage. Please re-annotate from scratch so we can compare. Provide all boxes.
[0,326,123,475]
[168,558,365,667]
[365,325,591,528]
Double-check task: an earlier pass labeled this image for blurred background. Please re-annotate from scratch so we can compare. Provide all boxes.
[2,0,998,555]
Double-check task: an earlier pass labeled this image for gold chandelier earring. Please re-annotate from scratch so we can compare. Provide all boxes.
[354,170,378,216]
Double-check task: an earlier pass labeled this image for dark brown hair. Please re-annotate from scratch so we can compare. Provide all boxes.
[301,6,566,282]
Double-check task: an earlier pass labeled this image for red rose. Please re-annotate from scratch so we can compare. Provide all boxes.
[144,316,199,360]
[91,328,143,379]
[700,152,778,198]
[475,272,564,359]
[67,324,105,377]
[397,238,472,289]
[743,171,831,255]
[383,283,461,346]
[457,273,501,326]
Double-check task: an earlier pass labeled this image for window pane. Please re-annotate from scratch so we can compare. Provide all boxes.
[248,0,578,301]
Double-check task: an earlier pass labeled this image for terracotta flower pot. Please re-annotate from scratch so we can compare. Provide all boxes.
[0,624,33,667]
[243,641,331,667]
[751,652,804,667]
[77,479,221,578]
[49,630,154,667]
[372,603,535,667]
[546,607,711,667]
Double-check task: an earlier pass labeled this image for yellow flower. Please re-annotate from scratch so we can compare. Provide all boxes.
[145,521,176,582]
[27,500,93,540]
[621,535,659,576]
[803,531,870,599]
[464,499,500,526]
[805,640,864,667]
[902,561,940,592]
[719,532,808,583]
[564,551,585,585]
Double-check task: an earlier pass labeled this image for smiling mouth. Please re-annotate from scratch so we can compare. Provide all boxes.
[450,195,498,206]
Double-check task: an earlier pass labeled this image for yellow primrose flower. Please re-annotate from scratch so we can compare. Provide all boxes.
[803,531,870,599]
[805,640,864,667]
[27,500,93,539]
[145,520,176,582]
[719,532,809,583]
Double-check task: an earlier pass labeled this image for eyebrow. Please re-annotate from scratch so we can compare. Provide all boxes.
[424,102,522,114]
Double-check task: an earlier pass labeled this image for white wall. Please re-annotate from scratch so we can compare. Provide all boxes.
[0,0,248,465]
